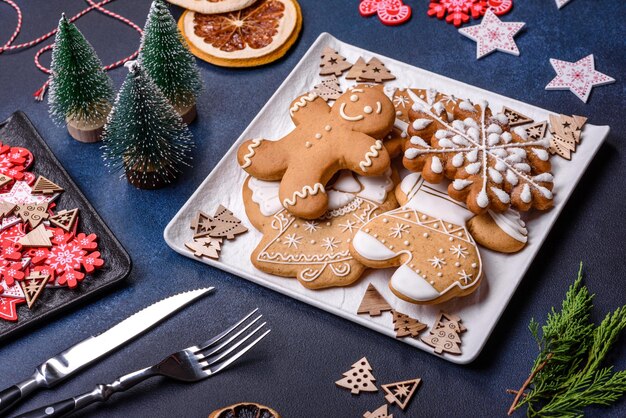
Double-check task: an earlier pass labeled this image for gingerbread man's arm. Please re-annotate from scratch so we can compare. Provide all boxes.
[237,138,289,180]
[342,132,391,176]
[288,92,331,126]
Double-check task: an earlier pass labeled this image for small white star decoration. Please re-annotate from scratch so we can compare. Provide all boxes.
[545,54,615,103]
[555,0,574,9]
[458,9,525,60]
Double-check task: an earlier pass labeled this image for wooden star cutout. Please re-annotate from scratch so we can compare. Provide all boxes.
[458,9,525,60]
[545,54,615,103]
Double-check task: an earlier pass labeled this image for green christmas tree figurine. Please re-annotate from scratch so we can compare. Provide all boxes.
[138,0,202,124]
[48,14,113,143]
[101,61,194,190]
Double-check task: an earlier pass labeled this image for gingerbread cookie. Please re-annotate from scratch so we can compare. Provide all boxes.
[237,85,395,219]
[350,173,528,304]
[243,169,398,289]
[402,88,554,214]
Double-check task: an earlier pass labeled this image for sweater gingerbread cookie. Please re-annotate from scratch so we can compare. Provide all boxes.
[237,85,395,219]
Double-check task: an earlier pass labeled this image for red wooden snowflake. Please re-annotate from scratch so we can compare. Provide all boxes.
[46,242,85,274]
[57,268,85,288]
[427,0,511,27]
[1,261,25,286]
[82,251,104,273]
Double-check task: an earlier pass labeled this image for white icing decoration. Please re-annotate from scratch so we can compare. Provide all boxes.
[533,173,554,182]
[352,230,397,261]
[248,177,283,216]
[289,92,317,116]
[459,101,476,112]
[389,265,440,302]
[332,171,361,193]
[412,119,433,130]
[491,186,510,204]
[240,138,263,169]
[488,209,528,243]
[430,156,443,173]
[356,168,393,204]
[364,106,373,114]
[376,101,382,114]
[453,179,472,190]
[452,152,464,167]
[513,126,528,139]
[339,103,364,121]
[350,94,358,102]
[520,184,532,203]
[532,148,550,161]
[283,183,326,207]
[410,136,430,147]
[477,189,489,208]
[358,140,383,172]
[488,167,503,183]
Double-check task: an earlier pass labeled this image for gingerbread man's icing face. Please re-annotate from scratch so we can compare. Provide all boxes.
[237,85,395,219]
[331,86,396,138]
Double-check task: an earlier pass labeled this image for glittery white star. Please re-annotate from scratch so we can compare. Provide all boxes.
[457,270,473,284]
[283,233,302,249]
[339,220,357,233]
[389,223,410,238]
[449,245,468,259]
[428,256,446,269]
[458,10,525,60]
[545,54,615,103]
[321,237,340,252]
[393,95,410,108]
[303,221,319,233]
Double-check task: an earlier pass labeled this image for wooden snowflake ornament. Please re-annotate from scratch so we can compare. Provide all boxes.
[459,10,524,59]
[382,378,421,410]
[357,283,392,316]
[336,357,378,394]
[545,55,614,103]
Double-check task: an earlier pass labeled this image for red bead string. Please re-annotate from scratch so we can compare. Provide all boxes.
[0,0,143,101]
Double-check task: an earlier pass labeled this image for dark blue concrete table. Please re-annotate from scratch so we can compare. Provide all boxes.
[1,1,625,416]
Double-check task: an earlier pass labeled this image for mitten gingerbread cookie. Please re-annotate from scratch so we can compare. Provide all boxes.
[402,88,554,214]
[243,169,398,289]
[350,173,528,305]
[237,85,395,219]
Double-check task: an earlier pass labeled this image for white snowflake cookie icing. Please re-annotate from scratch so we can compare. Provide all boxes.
[243,169,398,290]
[402,88,554,214]
[236,85,395,219]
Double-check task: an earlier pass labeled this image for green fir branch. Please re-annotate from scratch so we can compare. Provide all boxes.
[508,263,626,417]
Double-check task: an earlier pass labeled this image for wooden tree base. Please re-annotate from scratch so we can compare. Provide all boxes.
[66,118,106,143]
[175,102,197,124]
[124,166,171,190]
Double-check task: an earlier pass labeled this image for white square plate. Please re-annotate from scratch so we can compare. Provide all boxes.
[164,33,609,364]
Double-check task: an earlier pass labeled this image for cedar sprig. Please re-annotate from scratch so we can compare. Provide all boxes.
[508,264,626,417]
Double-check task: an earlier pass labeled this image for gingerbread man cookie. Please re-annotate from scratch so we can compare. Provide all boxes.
[401,88,553,214]
[350,173,528,304]
[243,169,398,289]
[237,85,395,219]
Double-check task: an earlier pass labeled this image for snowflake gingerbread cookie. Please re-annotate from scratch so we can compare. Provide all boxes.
[243,169,398,289]
[350,173,528,304]
[237,85,395,219]
[402,88,554,214]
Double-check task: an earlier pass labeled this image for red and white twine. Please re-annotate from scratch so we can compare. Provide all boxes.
[0,0,143,100]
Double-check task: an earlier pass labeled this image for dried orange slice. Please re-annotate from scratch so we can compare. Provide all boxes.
[167,0,258,14]
[179,0,302,67]
[208,402,281,418]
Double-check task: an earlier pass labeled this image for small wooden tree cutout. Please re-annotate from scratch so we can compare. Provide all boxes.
[357,283,392,316]
[392,310,427,338]
[319,46,352,76]
[19,224,53,248]
[0,200,16,218]
[15,203,49,228]
[524,121,548,141]
[190,210,213,238]
[363,404,393,418]
[359,57,396,83]
[335,357,378,395]
[382,378,421,410]
[0,174,11,189]
[548,114,587,160]
[19,271,49,308]
[346,57,368,80]
[502,106,533,127]
[421,311,466,355]
[32,176,64,195]
[208,205,247,240]
[313,75,343,102]
[49,208,79,232]
[185,236,222,259]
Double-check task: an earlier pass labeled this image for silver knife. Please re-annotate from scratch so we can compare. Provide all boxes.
[0,287,213,415]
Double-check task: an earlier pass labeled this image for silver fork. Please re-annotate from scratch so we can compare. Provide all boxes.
[15,310,270,418]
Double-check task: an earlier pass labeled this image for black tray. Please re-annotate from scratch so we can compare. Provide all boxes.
[0,112,131,342]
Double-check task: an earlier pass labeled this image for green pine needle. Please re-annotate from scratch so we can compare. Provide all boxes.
[509,263,626,417]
